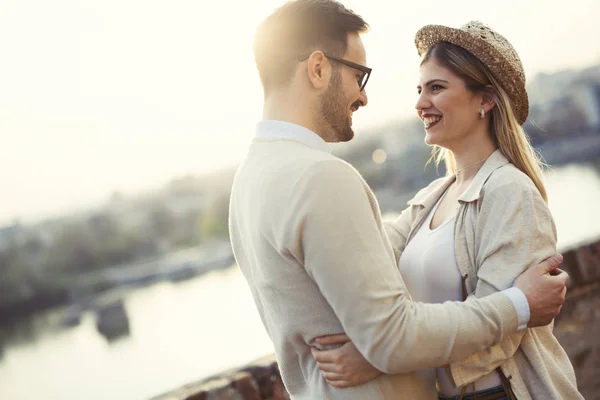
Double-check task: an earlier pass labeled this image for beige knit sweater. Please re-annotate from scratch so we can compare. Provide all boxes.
[229,137,522,400]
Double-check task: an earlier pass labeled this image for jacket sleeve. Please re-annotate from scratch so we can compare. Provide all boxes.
[383,178,445,264]
[450,179,557,387]
[285,159,521,374]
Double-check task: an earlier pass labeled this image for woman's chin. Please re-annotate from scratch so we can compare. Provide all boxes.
[424,133,439,146]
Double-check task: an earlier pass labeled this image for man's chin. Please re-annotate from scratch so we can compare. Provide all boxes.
[324,117,354,143]
[332,129,353,143]
[336,121,354,142]
[340,130,354,142]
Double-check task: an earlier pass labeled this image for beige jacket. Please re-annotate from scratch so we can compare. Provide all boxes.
[385,150,582,400]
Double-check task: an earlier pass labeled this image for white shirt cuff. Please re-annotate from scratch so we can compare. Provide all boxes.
[502,287,530,331]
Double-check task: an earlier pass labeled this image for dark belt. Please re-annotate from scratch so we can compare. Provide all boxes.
[438,385,508,400]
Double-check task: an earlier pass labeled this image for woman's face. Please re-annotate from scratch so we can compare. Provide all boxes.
[415,58,484,150]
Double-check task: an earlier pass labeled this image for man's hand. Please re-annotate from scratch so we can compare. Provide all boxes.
[311,334,383,388]
[515,254,569,327]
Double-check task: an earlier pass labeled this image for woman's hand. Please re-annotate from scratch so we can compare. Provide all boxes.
[311,334,383,388]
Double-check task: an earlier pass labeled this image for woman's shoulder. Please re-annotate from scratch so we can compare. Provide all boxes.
[483,163,539,196]
[479,163,550,214]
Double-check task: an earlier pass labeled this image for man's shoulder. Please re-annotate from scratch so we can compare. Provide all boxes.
[235,142,336,177]
[249,140,341,167]
[294,156,368,192]
[234,145,367,194]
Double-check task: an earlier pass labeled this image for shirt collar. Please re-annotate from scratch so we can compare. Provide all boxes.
[255,120,332,153]
[407,149,510,207]
[408,176,455,208]
[458,149,510,203]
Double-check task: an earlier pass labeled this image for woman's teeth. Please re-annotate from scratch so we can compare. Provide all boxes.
[424,116,442,129]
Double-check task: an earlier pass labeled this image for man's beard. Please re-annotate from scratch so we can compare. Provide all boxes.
[319,71,355,142]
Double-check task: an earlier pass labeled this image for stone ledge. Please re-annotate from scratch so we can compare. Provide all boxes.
[561,238,600,287]
[150,354,289,400]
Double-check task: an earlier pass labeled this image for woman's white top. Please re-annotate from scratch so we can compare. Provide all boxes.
[399,191,502,396]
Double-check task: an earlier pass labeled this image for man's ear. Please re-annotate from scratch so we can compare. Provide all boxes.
[306,51,329,89]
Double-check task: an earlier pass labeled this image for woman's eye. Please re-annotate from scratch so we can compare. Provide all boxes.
[431,84,443,91]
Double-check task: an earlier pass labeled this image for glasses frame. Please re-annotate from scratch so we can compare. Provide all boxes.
[299,52,372,92]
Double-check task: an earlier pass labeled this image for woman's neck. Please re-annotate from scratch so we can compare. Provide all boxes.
[451,141,497,185]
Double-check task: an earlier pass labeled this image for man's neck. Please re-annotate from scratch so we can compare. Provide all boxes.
[263,93,327,142]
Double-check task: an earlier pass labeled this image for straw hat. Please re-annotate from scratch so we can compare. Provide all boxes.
[415,21,529,125]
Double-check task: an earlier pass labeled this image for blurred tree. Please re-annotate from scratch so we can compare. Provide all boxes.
[0,239,27,302]
[198,195,230,240]
[149,204,177,240]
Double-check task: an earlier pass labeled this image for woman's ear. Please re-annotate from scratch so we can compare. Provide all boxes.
[482,85,497,113]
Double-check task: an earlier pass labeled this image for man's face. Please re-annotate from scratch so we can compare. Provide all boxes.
[319,33,369,143]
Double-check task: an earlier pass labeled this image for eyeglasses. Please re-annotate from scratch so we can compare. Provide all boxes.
[322,53,371,92]
[299,52,372,92]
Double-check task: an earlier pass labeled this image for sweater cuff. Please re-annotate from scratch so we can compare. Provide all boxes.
[501,287,530,331]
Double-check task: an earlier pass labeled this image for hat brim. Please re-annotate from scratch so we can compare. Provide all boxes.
[415,24,529,125]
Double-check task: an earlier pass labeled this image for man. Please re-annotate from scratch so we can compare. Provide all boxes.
[228,1,569,399]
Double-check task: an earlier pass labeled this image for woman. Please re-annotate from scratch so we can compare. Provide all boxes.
[311,22,582,400]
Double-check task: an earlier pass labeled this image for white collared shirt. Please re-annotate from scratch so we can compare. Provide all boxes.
[255,120,332,153]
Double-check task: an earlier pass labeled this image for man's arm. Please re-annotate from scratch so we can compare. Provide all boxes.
[285,160,520,374]
[383,208,413,265]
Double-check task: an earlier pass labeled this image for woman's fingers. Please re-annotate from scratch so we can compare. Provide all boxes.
[311,346,344,364]
[315,333,351,346]
[322,372,353,388]
[316,360,340,373]
[312,344,382,388]
[322,371,344,381]
[325,378,352,388]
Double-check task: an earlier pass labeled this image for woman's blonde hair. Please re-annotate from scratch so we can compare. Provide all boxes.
[422,42,548,202]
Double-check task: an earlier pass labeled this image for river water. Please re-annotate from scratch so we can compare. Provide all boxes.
[1,162,599,400]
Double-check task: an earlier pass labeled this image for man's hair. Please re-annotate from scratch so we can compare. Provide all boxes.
[254,0,368,91]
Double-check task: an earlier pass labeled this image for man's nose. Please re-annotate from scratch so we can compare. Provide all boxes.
[358,89,368,107]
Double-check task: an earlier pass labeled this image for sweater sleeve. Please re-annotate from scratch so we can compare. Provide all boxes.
[383,206,414,265]
[450,179,557,386]
[284,159,520,374]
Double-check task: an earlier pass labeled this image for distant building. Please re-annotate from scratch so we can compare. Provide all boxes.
[0,223,23,251]
[568,83,600,131]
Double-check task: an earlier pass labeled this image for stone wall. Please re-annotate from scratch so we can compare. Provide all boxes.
[553,237,600,400]
[153,238,600,400]
[150,355,288,400]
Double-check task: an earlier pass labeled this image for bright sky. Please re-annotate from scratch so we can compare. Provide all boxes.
[1,0,599,225]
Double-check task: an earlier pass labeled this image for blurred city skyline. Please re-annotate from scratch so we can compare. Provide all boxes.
[2,0,600,225]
